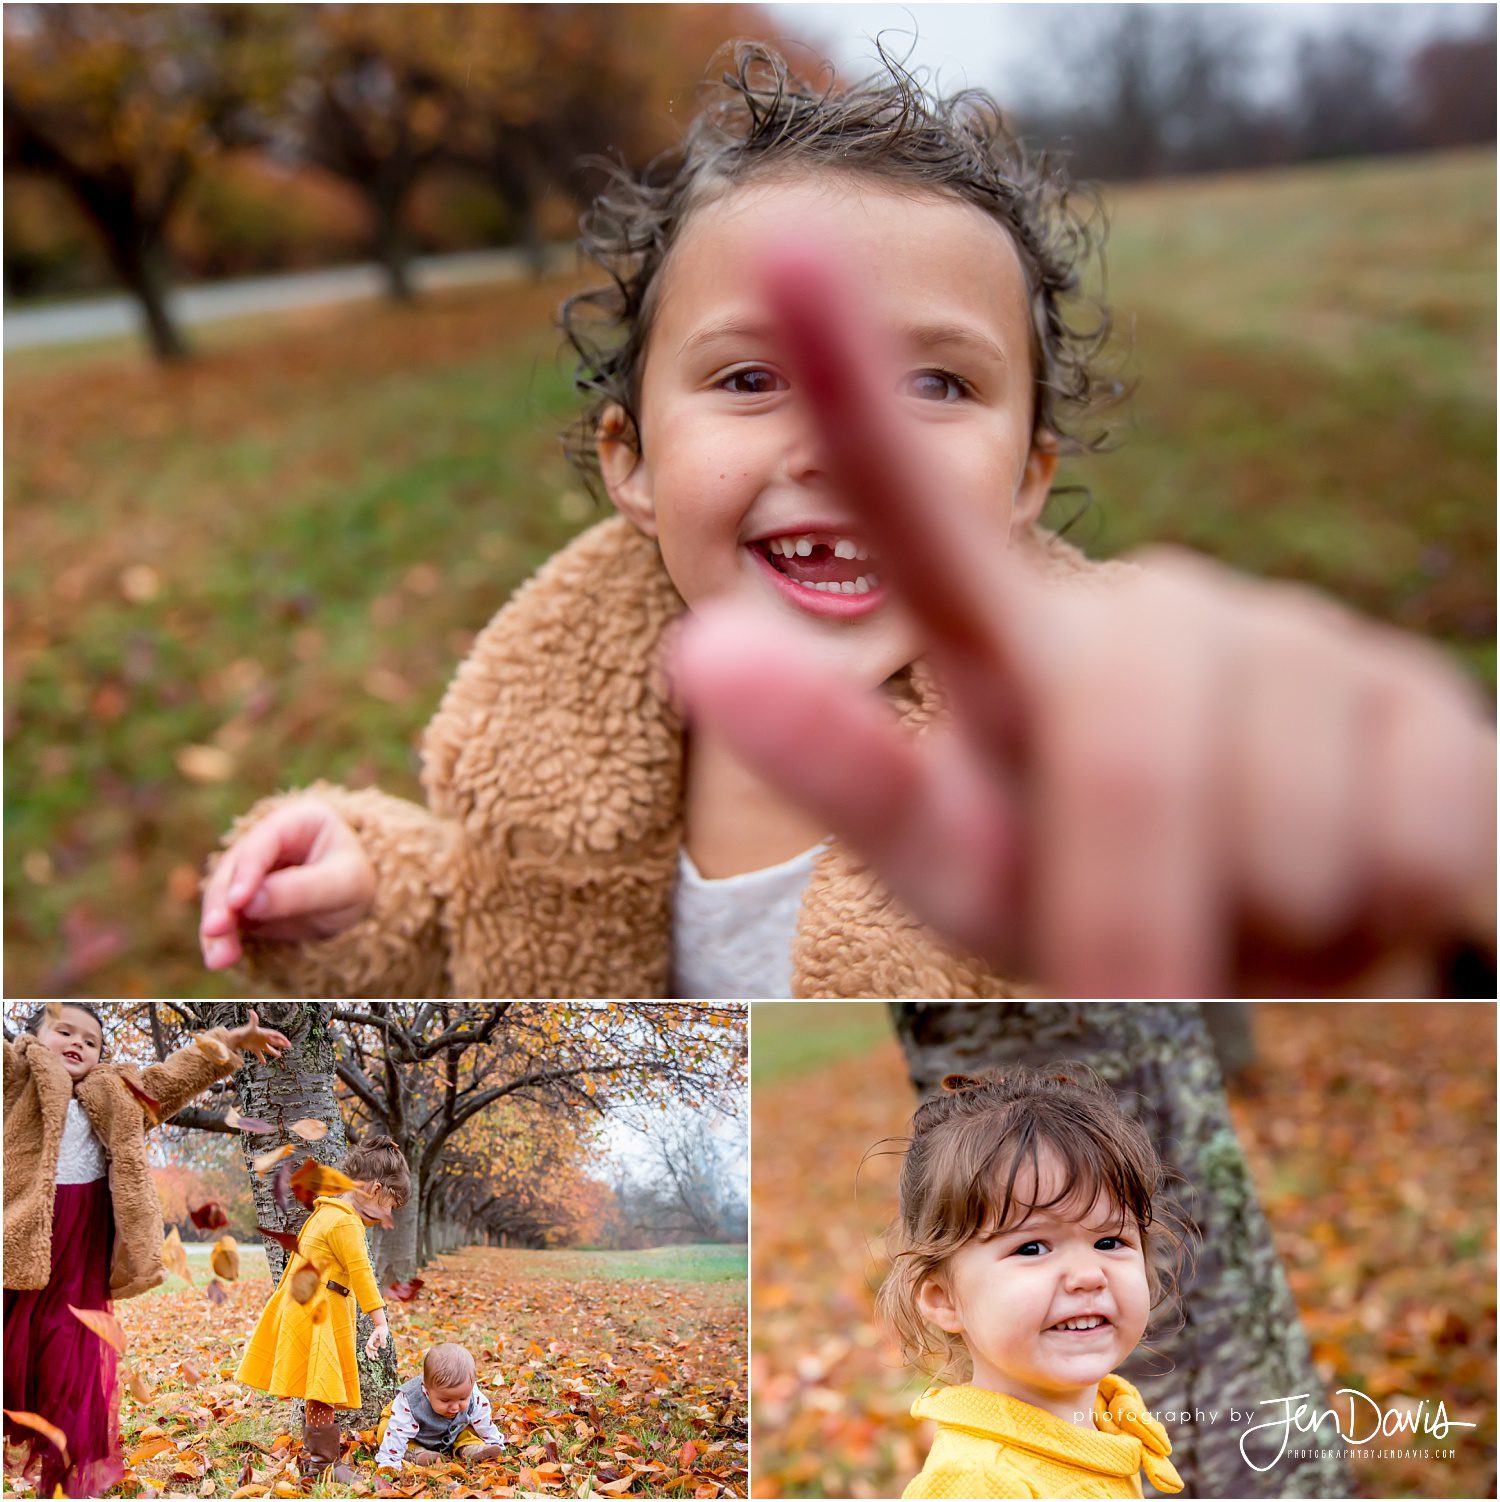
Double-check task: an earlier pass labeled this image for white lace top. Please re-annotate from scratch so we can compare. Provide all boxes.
[669,843,822,998]
[55,1098,108,1185]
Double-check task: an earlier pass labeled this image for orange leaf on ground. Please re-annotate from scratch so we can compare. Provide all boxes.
[679,1442,697,1468]
[3,1410,69,1464]
[68,1304,127,1353]
[127,1436,175,1464]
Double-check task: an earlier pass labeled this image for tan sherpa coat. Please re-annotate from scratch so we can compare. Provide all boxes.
[3,1027,245,1298]
[229,516,1126,998]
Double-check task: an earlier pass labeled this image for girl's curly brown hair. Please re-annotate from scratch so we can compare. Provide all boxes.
[876,1064,1192,1382]
[559,39,1123,501]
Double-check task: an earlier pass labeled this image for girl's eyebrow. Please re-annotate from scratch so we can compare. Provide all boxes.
[679,316,1010,368]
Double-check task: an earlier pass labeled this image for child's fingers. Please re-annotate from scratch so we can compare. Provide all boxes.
[674,603,1024,964]
[1032,594,1227,999]
[760,241,1042,751]
[238,862,362,926]
[223,802,330,910]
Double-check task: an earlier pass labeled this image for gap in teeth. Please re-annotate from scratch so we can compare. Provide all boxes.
[767,535,870,560]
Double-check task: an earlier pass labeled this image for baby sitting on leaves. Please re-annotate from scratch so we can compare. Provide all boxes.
[374,1343,504,1469]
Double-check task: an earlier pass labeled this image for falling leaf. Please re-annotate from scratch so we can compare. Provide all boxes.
[179,1359,204,1386]
[162,1227,193,1285]
[270,1158,297,1212]
[128,1368,154,1403]
[211,1236,240,1281]
[289,1119,328,1141]
[289,1158,353,1207]
[176,744,235,783]
[256,1225,303,1258]
[188,1199,229,1232]
[122,1076,164,1126]
[308,1295,330,1326]
[3,1410,69,1465]
[205,1280,229,1307]
[252,1144,295,1174]
[68,1304,127,1353]
[290,1266,322,1305]
[383,1278,424,1303]
[44,1003,63,1023]
[195,1034,232,1065]
[229,1108,276,1135]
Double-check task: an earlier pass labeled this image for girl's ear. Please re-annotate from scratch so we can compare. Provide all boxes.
[598,403,657,537]
[917,1271,964,1334]
[1010,431,1059,536]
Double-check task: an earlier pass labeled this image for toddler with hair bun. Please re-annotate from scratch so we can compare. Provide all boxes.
[879,1065,1191,1499]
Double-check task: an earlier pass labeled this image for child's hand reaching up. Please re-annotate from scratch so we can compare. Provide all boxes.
[673,247,1495,997]
[199,797,375,970]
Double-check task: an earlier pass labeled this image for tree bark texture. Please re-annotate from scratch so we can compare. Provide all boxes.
[890,1001,1353,1500]
[206,1003,397,1435]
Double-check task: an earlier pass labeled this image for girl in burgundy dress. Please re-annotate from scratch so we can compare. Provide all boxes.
[3,1004,289,1497]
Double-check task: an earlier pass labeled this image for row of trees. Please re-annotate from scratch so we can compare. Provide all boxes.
[1015,5,1496,182]
[3,3,772,358]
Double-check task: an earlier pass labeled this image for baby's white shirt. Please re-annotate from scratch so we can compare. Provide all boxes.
[669,844,822,998]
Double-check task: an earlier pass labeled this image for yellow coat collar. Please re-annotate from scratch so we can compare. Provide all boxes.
[912,1373,1184,1493]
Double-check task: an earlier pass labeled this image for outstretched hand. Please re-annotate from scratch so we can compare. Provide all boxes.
[671,244,1495,997]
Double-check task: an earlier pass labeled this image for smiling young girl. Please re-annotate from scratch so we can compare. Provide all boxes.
[880,1068,1188,1499]
[3,1004,289,1497]
[199,43,1493,999]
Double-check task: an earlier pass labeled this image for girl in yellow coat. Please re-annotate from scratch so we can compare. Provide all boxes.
[880,1069,1189,1499]
[238,1137,410,1481]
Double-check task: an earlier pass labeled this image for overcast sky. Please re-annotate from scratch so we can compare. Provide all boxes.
[765,3,1495,103]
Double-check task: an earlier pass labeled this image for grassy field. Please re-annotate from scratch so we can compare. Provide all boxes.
[108,1242,747,1498]
[5,149,1493,998]
[522,1244,747,1284]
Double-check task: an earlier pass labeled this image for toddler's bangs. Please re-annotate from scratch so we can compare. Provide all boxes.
[973,1111,1156,1244]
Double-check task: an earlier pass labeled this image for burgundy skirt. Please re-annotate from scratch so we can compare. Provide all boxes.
[4,1178,124,1498]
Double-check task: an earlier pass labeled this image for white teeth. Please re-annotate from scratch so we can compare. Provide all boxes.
[833,538,857,560]
[1054,1317,1107,1331]
[854,577,870,594]
[856,545,869,560]
[794,538,812,557]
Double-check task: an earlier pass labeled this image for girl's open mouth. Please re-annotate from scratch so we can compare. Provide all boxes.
[748,530,886,618]
[1046,1315,1112,1334]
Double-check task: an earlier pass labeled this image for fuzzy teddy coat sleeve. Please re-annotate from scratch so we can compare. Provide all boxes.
[225,781,457,999]
[127,1027,246,1121]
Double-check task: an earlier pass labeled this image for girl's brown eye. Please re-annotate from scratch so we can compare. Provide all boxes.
[722,368,785,396]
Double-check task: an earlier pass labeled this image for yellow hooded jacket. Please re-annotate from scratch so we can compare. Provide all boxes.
[904,1374,1184,1499]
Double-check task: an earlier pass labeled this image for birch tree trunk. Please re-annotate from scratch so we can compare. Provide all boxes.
[206,1002,397,1436]
[890,1001,1353,1500]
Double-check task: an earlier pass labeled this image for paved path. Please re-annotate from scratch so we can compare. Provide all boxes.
[3,246,570,351]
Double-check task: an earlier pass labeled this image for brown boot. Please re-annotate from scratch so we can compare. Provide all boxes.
[456,1443,503,1466]
[301,1422,355,1485]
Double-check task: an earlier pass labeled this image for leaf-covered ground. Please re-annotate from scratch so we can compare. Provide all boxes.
[101,1243,746,1499]
[749,1002,1496,1500]
[5,152,1493,998]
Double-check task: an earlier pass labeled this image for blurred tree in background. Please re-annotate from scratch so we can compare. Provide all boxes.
[3,2,776,351]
